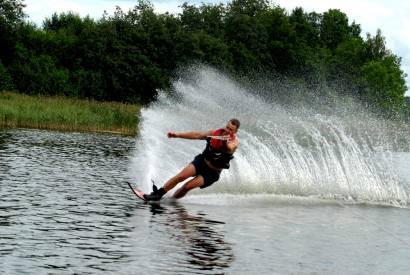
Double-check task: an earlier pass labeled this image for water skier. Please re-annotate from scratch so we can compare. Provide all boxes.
[143,118,240,201]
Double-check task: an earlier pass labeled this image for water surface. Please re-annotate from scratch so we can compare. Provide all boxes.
[1,129,410,274]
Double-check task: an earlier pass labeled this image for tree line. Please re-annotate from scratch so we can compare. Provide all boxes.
[0,0,408,116]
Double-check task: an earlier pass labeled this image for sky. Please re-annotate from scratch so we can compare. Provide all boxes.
[24,0,410,96]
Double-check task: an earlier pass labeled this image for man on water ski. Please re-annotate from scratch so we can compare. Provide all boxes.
[144,118,240,201]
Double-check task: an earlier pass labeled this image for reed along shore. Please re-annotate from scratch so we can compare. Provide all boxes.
[0,92,139,135]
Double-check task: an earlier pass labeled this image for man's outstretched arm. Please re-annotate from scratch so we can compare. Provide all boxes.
[167,130,212,140]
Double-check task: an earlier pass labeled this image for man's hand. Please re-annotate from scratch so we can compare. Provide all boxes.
[167,132,178,138]
[225,136,239,154]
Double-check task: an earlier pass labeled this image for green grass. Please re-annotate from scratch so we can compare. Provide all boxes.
[0,91,139,135]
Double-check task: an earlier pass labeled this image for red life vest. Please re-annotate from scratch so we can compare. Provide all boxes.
[210,129,236,150]
[204,129,236,169]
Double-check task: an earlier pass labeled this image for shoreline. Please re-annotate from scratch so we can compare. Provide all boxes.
[0,125,137,136]
[0,91,139,136]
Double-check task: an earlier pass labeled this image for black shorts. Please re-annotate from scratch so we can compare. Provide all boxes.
[191,154,221,189]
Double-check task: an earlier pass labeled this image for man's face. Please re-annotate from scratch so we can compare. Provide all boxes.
[223,122,238,135]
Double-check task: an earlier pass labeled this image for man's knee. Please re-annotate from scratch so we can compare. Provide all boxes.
[180,180,201,193]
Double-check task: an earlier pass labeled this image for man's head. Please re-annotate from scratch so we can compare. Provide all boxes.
[224,118,240,135]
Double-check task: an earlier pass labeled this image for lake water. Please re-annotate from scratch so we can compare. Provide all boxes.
[1,128,410,275]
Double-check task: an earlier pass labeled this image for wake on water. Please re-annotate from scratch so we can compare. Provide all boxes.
[130,65,410,207]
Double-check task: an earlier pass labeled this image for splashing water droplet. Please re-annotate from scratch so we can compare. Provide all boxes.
[129,65,410,205]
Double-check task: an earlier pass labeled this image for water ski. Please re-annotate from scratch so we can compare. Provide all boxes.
[127,182,146,201]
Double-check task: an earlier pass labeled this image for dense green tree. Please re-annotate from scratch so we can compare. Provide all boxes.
[0,59,14,90]
[288,7,321,75]
[225,0,271,71]
[334,38,366,74]
[360,56,407,113]
[11,53,71,95]
[0,0,407,116]
[364,29,389,61]
[320,9,347,49]
[0,0,25,66]
[228,0,269,17]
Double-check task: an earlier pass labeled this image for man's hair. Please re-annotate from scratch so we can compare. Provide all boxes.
[229,118,240,129]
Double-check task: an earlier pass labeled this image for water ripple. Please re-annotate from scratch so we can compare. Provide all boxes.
[0,129,235,274]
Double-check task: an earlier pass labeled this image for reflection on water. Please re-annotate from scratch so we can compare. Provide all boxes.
[146,202,234,274]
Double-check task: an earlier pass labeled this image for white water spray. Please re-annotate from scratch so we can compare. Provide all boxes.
[130,66,410,205]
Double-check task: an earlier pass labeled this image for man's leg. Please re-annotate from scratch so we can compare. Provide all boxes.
[163,163,196,192]
[144,163,197,201]
[173,175,205,199]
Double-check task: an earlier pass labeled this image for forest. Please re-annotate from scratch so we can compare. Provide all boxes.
[0,0,408,118]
